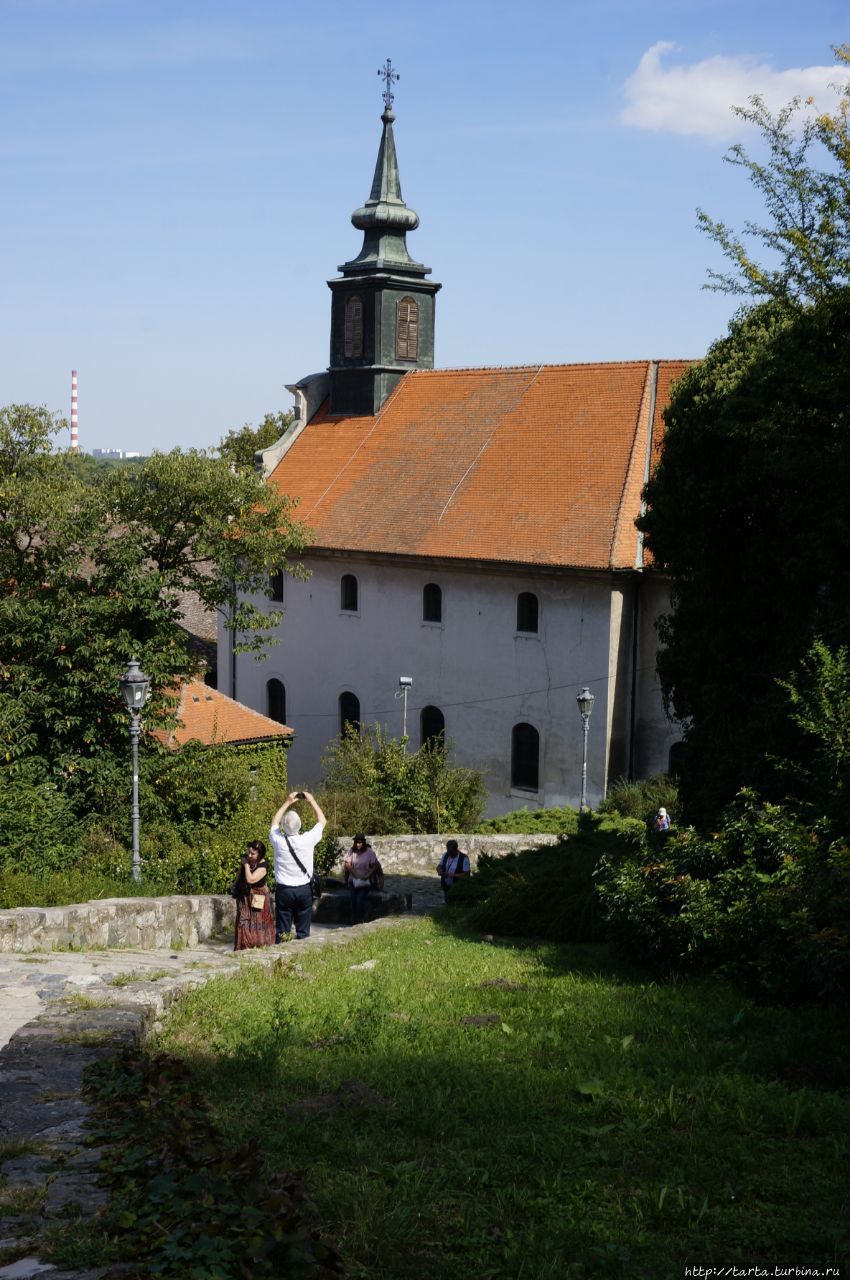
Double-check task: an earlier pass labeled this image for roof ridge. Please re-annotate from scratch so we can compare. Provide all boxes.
[408,359,694,375]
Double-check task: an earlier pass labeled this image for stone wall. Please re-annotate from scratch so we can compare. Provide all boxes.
[343,832,560,874]
[0,894,236,955]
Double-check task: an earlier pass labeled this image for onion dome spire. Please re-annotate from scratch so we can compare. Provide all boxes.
[340,62,427,277]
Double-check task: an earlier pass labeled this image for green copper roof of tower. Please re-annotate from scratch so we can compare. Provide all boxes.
[340,107,431,277]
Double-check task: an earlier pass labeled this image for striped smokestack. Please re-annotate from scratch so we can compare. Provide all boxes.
[70,369,79,452]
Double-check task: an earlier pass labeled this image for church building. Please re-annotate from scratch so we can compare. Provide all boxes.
[219,74,686,815]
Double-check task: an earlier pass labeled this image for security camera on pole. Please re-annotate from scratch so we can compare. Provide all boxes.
[396,676,413,742]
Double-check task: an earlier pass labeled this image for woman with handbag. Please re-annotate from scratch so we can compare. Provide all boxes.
[344,834,381,926]
[233,840,275,951]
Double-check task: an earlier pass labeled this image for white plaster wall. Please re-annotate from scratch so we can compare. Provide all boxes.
[220,556,620,816]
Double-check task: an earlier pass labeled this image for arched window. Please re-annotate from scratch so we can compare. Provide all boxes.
[668,741,686,778]
[422,582,442,623]
[340,573,359,612]
[511,722,540,791]
[339,691,360,735]
[516,591,539,634]
[268,569,284,603]
[344,295,363,359]
[267,679,286,725]
[420,705,445,748]
[396,296,419,361]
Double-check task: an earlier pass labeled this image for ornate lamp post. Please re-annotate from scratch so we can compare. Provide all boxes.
[576,686,596,814]
[119,658,151,883]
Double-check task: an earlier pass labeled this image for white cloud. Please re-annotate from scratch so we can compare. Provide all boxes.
[621,42,845,143]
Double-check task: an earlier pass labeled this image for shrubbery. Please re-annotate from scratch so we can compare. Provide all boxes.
[597,790,850,1002]
[447,814,644,943]
[598,774,679,826]
[474,806,580,835]
[319,724,486,836]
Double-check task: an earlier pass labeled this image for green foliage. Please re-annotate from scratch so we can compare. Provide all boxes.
[779,638,850,829]
[0,403,307,872]
[148,921,850,1278]
[217,410,294,472]
[449,814,645,943]
[83,1049,341,1277]
[598,775,679,825]
[319,724,486,835]
[597,790,850,1002]
[641,292,850,821]
[698,47,850,304]
[474,805,579,834]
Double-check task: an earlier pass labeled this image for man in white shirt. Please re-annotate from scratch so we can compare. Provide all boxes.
[270,790,326,941]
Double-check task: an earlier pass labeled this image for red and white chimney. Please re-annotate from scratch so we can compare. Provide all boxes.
[70,369,79,452]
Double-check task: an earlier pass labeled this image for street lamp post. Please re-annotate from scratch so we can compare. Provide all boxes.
[576,686,596,814]
[119,658,151,883]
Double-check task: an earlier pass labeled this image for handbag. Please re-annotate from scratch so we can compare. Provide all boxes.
[250,891,265,911]
[284,834,322,901]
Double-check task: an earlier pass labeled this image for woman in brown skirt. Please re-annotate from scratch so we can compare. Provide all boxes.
[233,840,275,950]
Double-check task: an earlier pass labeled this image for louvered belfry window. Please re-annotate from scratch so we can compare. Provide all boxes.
[396,296,419,361]
[344,295,363,359]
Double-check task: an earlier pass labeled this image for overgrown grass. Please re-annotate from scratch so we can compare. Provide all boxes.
[145,919,850,1279]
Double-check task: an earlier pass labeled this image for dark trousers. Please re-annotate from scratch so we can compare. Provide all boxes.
[275,883,312,941]
[349,884,370,925]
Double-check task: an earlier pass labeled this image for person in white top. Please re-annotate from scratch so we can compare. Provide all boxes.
[270,790,326,941]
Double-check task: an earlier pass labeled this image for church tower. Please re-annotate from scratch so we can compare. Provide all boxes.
[327,61,441,417]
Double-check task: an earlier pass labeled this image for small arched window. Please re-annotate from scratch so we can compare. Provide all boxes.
[339,691,361,736]
[422,582,442,623]
[668,741,686,778]
[340,573,359,612]
[267,679,286,725]
[516,591,539,634]
[396,296,419,361]
[511,722,540,791]
[269,569,284,603]
[420,705,445,748]
[344,295,363,359]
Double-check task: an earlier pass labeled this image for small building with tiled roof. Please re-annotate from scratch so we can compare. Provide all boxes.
[154,679,293,750]
[219,91,685,814]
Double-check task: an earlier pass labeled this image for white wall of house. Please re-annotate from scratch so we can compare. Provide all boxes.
[219,554,674,816]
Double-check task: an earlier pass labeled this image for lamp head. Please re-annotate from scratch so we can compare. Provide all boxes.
[398,676,413,688]
[119,658,151,713]
[576,686,595,718]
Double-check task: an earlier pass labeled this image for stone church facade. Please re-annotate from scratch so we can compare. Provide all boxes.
[218,95,686,815]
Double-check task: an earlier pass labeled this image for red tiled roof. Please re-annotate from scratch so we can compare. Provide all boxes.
[154,680,293,749]
[268,362,694,571]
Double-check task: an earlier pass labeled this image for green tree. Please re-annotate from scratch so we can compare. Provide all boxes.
[217,410,293,472]
[0,405,309,832]
[641,292,850,820]
[698,45,850,304]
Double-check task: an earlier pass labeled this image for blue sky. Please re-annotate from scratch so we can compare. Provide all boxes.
[1,0,846,452]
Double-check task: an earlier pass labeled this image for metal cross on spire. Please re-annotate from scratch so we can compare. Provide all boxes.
[377,57,399,110]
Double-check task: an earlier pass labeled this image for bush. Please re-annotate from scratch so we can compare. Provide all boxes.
[596,790,850,1002]
[597,774,679,825]
[0,760,85,872]
[447,814,644,943]
[319,725,486,835]
[474,806,579,835]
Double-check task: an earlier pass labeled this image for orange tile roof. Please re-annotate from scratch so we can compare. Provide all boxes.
[268,362,694,571]
[155,680,293,749]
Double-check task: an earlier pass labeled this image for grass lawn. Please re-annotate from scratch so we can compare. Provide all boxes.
[154,918,848,1279]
